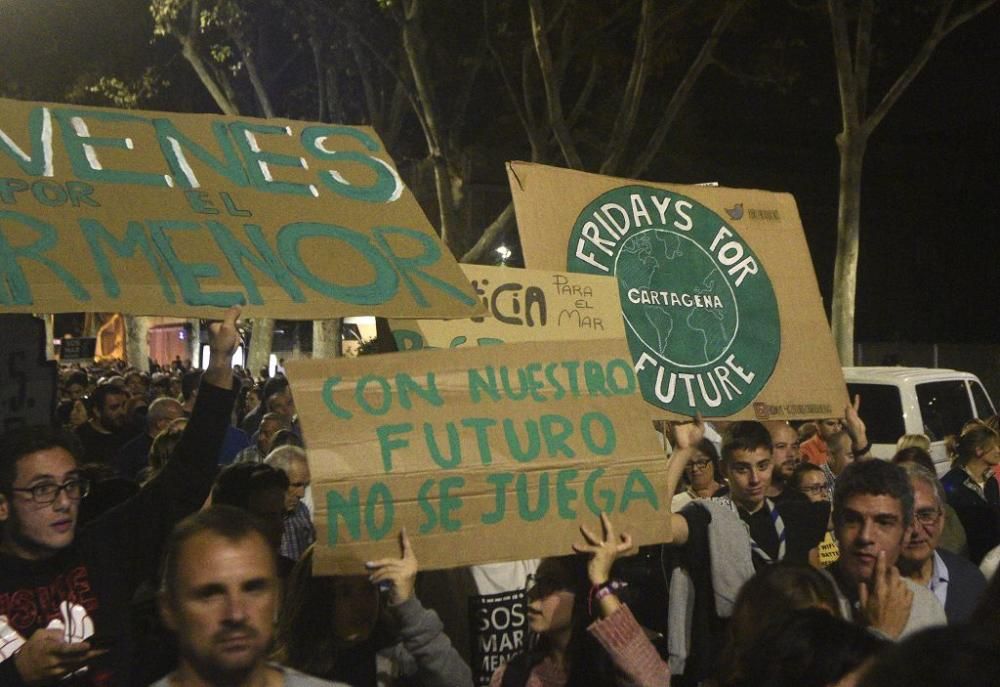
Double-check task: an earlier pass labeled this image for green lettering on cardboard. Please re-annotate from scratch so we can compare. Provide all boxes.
[276,222,398,304]
[417,479,437,534]
[52,108,169,186]
[481,473,513,525]
[79,218,175,301]
[0,211,89,305]
[153,118,249,189]
[397,372,442,409]
[326,486,361,545]
[524,363,546,402]
[206,220,305,304]
[392,329,425,351]
[356,374,392,415]
[540,414,575,458]
[515,472,549,522]
[580,412,616,455]
[498,366,529,401]
[65,182,99,208]
[321,376,352,419]
[461,417,497,466]
[229,121,313,196]
[372,226,477,308]
[365,482,394,541]
[376,422,412,473]
[583,360,609,396]
[502,418,540,463]
[556,468,579,519]
[606,359,637,395]
[0,178,29,204]
[439,476,464,532]
[424,421,461,469]
[620,469,659,512]
[583,468,614,515]
[185,191,219,214]
[561,361,581,396]
[0,107,52,176]
[468,366,500,403]
[301,126,402,203]
[148,220,244,306]
[544,363,566,401]
[30,181,66,207]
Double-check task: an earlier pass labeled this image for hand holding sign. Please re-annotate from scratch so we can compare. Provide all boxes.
[366,528,418,606]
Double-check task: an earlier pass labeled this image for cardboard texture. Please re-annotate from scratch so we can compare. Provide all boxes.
[0,97,482,319]
[285,338,671,573]
[509,161,847,422]
[388,264,625,350]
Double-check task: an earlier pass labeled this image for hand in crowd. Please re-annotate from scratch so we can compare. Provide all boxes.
[14,629,105,685]
[844,394,869,455]
[204,306,242,388]
[672,414,705,451]
[366,528,418,606]
[574,513,635,586]
[857,550,913,639]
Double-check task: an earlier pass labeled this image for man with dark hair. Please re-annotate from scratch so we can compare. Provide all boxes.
[239,376,294,435]
[662,420,829,682]
[63,371,89,403]
[764,421,801,502]
[0,307,241,687]
[824,460,946,639]
[154,507,346,687]
[210,463,295,577]
[74,383,137,465]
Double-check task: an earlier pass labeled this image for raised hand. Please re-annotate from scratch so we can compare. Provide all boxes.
[844,394,869,455]
[366,528,418,606]
[857,550,912,638]
[672,414,705,451]
[573,513,634,586]
[204,306,241,388]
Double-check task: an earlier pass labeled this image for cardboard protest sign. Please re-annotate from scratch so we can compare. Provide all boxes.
[0,97,482,319]
[285,338,671,573]
[509,161,847,421]
[0,315,57,431]
[388,264,625,350]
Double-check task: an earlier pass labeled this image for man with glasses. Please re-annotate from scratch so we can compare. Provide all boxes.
[897,463,986,623]
[0,307,241,687]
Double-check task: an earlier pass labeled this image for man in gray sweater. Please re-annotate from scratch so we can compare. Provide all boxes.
[823,460,947,638]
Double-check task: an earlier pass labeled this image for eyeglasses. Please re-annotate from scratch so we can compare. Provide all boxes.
[800,484,830,495]
[687,459,712,471]
[10,478,90,504]
[914,508,942,525]
[525,574,569,600]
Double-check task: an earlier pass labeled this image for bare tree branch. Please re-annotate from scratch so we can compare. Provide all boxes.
[827,0,860,132]
[528,0,582,169]
[865,0,997,132]
[853,0,875,116]
[460,202,515,263]
[629,0,746,178]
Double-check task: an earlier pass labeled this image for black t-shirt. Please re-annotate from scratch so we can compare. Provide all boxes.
[737,499,829,570]
[75,423,136,466]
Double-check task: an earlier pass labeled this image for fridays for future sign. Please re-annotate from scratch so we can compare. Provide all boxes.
[285,338,671,573]
[510,161,847,421]
[0,97,482,319]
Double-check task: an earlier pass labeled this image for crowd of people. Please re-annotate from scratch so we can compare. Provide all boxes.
[2,306,1000,687]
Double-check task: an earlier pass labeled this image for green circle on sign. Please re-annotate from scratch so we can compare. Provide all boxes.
[566,185,780,415]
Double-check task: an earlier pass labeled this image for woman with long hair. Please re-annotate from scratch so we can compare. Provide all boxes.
[276,530,472,687]
[940,424,1000,562]
[490,514,669,687]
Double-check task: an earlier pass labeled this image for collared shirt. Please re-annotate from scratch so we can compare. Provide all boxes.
[234,444,263,464]
[928,550,950,609]
[281,500,316,562]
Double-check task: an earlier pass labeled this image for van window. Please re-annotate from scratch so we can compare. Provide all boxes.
[916,381,975,441]
[970,381,996,418]
[846,383,905,444]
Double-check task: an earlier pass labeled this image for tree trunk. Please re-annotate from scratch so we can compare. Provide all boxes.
[247,317,274,376]
[124,315,151,372]
[39,314,55,360]
[188,318,201,368]
[312,318,343,359]
[830,131,868,366]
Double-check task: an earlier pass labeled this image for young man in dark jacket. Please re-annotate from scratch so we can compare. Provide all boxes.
[0,307,241,687]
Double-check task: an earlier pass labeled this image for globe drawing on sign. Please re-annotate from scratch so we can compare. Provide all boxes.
[615,230,738,368]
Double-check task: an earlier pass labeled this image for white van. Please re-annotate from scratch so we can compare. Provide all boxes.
[842,367,997,475]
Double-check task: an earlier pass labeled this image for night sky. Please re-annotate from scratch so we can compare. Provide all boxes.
[1,1,997,345]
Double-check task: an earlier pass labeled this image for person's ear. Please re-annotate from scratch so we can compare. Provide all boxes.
[0,493,9,522]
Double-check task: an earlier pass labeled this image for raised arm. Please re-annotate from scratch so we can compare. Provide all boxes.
[662,418,706,546]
